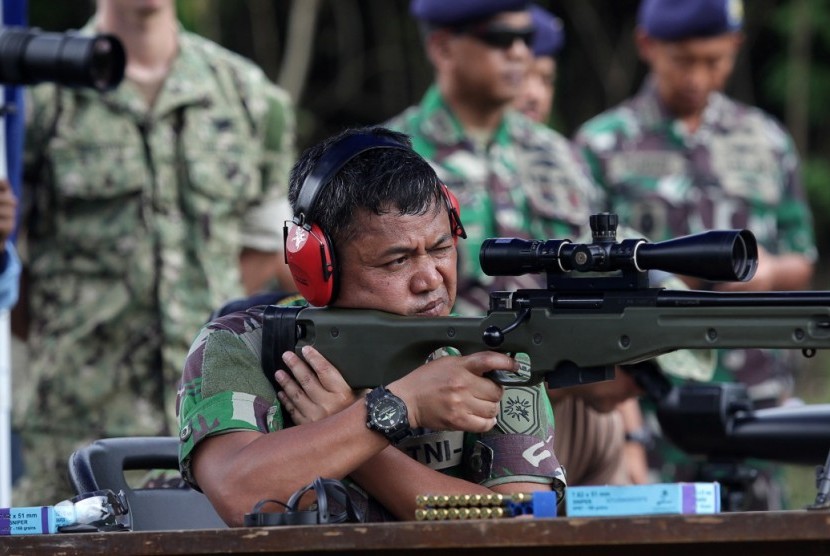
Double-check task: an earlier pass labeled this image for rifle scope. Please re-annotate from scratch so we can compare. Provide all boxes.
[0,26,125,91]
[480,213,758,282]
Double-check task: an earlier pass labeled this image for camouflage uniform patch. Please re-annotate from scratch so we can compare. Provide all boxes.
[499,386,543,436]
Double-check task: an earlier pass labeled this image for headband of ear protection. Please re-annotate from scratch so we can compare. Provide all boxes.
[284,132,466,307]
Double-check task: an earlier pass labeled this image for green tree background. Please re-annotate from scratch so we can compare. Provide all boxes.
[28,0,830,508]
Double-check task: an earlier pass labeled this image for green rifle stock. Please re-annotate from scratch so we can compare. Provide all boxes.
[270,214,830,390]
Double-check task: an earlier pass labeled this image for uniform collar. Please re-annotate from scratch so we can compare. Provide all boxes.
[151,31,217,117]
[633,76,735,136]
[78,18,216,119]
[416,85,516,149]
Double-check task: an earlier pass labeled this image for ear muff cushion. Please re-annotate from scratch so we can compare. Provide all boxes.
[442,184,466,242]
[285,222,336,307]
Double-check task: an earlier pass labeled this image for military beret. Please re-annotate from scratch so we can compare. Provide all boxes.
[638,0,743,41]
[530,4,564,57]
[410,0,532,27]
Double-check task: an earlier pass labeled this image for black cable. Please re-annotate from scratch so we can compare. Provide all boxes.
[243,477,364,527]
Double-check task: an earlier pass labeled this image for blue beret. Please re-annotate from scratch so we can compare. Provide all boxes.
[410,0,531,27]
[638,0,743,40]
[530,4,564,57]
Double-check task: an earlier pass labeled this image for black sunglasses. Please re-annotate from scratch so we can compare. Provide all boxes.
[457,24,536,50]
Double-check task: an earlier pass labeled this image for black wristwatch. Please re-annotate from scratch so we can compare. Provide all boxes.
[365,386,411,444]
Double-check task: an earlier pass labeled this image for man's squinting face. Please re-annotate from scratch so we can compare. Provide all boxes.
[639,32,741,119]
[514,55,556,123]
[334,203,457,317]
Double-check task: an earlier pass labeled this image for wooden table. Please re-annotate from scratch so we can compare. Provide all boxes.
[4,511,830,555]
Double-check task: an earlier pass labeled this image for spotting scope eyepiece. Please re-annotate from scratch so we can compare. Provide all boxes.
[0,26,126,91]
[480,213,758,283]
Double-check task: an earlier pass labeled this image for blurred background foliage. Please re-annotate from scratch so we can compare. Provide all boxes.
[28,0,830,507]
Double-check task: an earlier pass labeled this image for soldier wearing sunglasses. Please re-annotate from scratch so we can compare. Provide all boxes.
[513,4,564,125]
[387,0,604,318]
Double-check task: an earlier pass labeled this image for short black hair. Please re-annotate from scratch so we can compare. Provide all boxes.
[288,126,446,248]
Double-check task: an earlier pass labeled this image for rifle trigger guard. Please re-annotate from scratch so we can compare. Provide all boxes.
[482,308,531,347]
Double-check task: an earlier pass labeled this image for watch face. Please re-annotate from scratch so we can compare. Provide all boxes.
[370,397,406,431]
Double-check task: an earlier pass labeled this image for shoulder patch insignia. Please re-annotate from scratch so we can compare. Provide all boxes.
[498,386,541,436]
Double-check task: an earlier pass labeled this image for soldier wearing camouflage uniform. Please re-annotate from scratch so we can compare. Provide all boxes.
[574,0,817,408]
[387,0,602,316]
[178,127,564,525]
[13,0,295,505]
[574,0,816,508]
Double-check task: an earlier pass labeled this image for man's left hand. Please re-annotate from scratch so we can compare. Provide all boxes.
[275,345,366,424]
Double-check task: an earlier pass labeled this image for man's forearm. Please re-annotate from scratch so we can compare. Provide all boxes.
[348,445,497,520]
[770,253,814,290]
[193,400,389,525]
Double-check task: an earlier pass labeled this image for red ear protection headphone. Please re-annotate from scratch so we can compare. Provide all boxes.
[284,132,466,307]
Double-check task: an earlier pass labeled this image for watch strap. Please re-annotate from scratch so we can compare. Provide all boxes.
[365,386,411,444]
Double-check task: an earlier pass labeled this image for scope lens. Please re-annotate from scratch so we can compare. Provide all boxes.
[733,236,746,277]
[732,230,758,281]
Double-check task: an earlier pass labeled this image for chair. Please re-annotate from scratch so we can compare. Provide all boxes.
[67,436,227,531]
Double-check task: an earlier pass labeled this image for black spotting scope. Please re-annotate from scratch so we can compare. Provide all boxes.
[0,26,126,91]
[657,383,830,466]
[480,212,758,283]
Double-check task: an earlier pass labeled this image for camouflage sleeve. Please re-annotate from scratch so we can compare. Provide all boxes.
[468,380,565,490]
[177,308,284,488]
[239,80,297,252]
[771,124,817,260]
[421,348,564,489]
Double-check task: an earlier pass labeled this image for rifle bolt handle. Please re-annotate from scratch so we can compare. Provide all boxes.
[483,326,504,347]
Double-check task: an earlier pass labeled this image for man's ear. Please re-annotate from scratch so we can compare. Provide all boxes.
[425,29,454,70]
[634,27,654,64]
